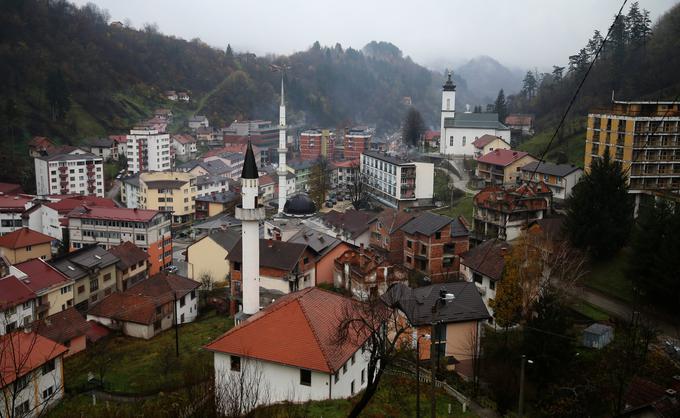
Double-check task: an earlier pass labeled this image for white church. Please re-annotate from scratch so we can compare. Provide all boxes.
[439,73,511,156]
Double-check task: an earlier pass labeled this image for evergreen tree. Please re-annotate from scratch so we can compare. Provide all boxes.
[494,89,507,122]
[564,152,634,259]
[521,71,537,99]
[45,69,70,121]
[628,200,680,313]
[225,44,233,57]
[586,30,604,58]
[401,107,425,147]
[551,65,564,82]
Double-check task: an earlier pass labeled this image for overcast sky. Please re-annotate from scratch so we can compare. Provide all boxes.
[72,0,678,70]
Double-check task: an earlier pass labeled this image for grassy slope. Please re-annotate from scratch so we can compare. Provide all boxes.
[517,130,586,167]
[433,195,474,222]
[582,249,634,303]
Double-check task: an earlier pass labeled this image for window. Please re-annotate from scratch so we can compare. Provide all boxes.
[190,290,196,300]
[78,285,85,294]
[156,306,162,314]
[42,359,56,375]
[15,400,30,417]
[449,136,453,146]
[303,257,309,264]
[406,240,412,249]
[342,363,347,374]
[6,322,17,334]
[473,272,483,285]
[22,301,31,310]
[90,278,99,292]
[234,262,241,272]
[90,294,98,303]
[230,355,241,371]
[25,245,32,251]
[180,295,186,307]
[334,372,339,383]
[351,380,355,395]
[489,281,496,291]
[435,231,441,240]
[16,374,29,391]
[180,313,185,323]
[462,136,466,146]
[154,320,161,331]
[351,353,355,365]
[300,369,311,386]
[103,273,112,282]
[406,256,412,264]
[361,369,366,384]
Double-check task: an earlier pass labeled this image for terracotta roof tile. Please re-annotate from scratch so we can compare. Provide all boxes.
[0,331,67,385]
[108,241,149,270]
[472,134,507,149]
[14,259,70,293]
[35,307,90,344]
[460,239,509,282]
[0,276,36,310]
[0,228,53,249]
[67,206,162,222]
[477,149,532,167]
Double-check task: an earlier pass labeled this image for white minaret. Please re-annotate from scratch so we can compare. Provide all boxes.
[440,72,456,154]
[277,76,288,214]
[235,141,265,318]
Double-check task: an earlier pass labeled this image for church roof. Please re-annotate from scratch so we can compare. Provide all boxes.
[241,141,259,179]
[444,113,509,130]
[442,73,456,92]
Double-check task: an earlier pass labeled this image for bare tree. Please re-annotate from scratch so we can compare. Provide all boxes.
[350,163,368,210]
[308,157,331,209]
[214,357,271,417]
[333,288,411,418]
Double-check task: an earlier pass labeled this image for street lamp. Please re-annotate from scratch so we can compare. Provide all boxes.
[416,333,430,418]
[431,290,455,418]
[518,354,534,416]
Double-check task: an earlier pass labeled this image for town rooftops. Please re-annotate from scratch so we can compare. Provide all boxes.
[370,208,415,234]
[172,134,196,144]
[460,239,509,282]
[0,331,67,386]
[14,258,70,294]
[472,134,508,149]
[0,195,32,211]
[288,158,317,171]
[0,228,53,249]
[67,206,162,222]
[206,229,240,252]
[205,287,369,374]
[473,184,551,213]
[321,209,378,239]
[450,216,470,238]
[87,273,200,325]
[193,213,241,232]
[35,307,91,345]
[423,130,440,140]
[520,161,582,177]
[400,212,452,236]
[35,146,102,162]
[0,275,36,310]
[505,114,534,126]
[228,239,308,272]
[288,227,341,257]
[49,245,119,280]
[362,150,416,166]
[43,195,117,213]
[144,179,188,190]
[478,149,531,167]
[331,159,360,168]
[28,136,54,149]
[108,241,149,271]
[444,112,509,130]
[382,282,490,327]
[195,191,237,204]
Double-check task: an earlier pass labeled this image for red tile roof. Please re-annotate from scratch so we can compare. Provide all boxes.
[473,184,550,213]
[108,241,149,270]
[504,115,533,126]
[331,159,360,168]
[259,174,276,186]
[0,195,31,211]
[0,183,23,195]
[0,331,67,386]
[85,320,110,342]
[205,287,369,373]
[472,134,506,149]
[28,136,54,149]
[477,149,532,167]
[14,259,70,293]
[204,143,261,158]
[0,276,36,310]
[67,206,161,222]
[423,130,440,141]
[172,134,196,145]
[109,135,127,144]
[35,307,90,344]
[45,195,117,214]
[0,228,53,249]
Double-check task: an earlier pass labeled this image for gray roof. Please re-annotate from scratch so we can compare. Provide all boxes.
[49,245,119,280]
[122,174,140,188]
[85,137,114,148]
[144,180,187,190]
[382,282,490,326]
[288,227,341,257]
[195,191,237,204]
[178,159,230,176]
[189,115,208,122]
[450,217,469,238]
[207,229,240,252]
[289,159,317,171]
[193,213,242,231]
[583,323,613,336]
[444,113,509,130]
[196,174,229,187]
[400,212,452,236]
[362,150,415,166]
[227,239,308,272]
[520,161,583,177]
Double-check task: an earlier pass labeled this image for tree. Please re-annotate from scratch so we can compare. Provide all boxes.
[494,89,507,123]
[401,107,425,147]
[307,157,330,209]
[628,200,680,313]
[551,66,565,83]
[350,162,368,209]
[521,71,537,99]
[225,44,233,58]
[45,69,70,121]
[585,30,604,58]
[214,357,271,417]
[564,151,634,259]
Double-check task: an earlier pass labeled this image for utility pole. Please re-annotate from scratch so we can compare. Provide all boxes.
[430,316,437,418]
[519,354,531,416]
[174,291,179,357]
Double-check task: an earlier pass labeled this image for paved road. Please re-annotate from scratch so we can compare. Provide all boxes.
[106,180,122,206]
[171,240,190,278]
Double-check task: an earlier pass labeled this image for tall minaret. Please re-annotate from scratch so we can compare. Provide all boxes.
[235,141,265,318]
[277,76,288,214]
[440,72,456,153]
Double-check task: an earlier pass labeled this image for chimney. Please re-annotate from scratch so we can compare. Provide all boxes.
[666,389,677,397]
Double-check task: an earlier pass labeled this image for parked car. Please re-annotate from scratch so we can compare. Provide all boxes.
[324,201,334,208]
[165,265,179,273]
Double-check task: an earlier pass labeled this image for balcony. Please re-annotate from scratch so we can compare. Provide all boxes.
[35,302,50,315]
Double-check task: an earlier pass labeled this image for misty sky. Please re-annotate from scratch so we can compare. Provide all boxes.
[72,0,678,70]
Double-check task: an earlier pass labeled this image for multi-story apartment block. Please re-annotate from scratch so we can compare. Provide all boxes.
[0,195,33,236]
[137,172,197,224]
[287,159,316,193]
[330,159,359,190]
[67,206,172,274]
[585,99,680,193]
[223,120,280,163]
[34,147,104,197]
[299,129,335,161]
[343,127,372,160]
[360,151,434,209]
[368,208,415,265]
[126,127,172,174]
[472,183,552,242]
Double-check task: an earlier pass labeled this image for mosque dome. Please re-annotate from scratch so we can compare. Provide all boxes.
[283,194,317,217]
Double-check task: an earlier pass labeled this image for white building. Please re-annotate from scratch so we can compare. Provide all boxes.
[188,115,209,130]
[0,275,35,335]
[0,195,34,236]
[0,331,67,417]
[171,134,198,160]
[21,204,61,241]
[519,161,584,201]
[206,287,371,412]
[439,73,511,156]
[126,127,171,174]
[360,151,434,209]
[34,148,104,197]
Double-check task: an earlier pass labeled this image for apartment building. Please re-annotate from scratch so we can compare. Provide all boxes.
[585,99,680,193]
[360,151,434,209]
[330,159,359,190]
[137,172,197,224]
[475,149,537,186]
[34,147,104,197]
[0,195,33,236]
[67,206,172,274]
[343,127,372,160]
[126,127,172,174]
[299,129,335,161]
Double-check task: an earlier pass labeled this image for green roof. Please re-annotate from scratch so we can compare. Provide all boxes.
[444,113,510,130]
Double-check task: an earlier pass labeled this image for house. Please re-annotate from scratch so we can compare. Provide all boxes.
[108,241,149,291]
[165,90,178,101]
[0,195,33,236]
[422,130,440,149]
[227,239,316,314]
[287,159,317,193]
[472,183,552,242]
[84,137,116,161]
[333,246,409,300]
[330,159,359,191]
[400,212,470,283]
[171,134,198,160]
[471,135,511,159]
[0,275,36,335]
[0,331,67,417]
[33,147,105,197]
[287,227,350,286]
[35,308,91,357]
[382,282,490,378]
[475,149,538,186]
[109,135,128,159]
[87,273,199,339]
[126,171,197,224]
[178,91,190,102]
[504,114,534,137]
[188,115,209,130]
[28,136,55,158]
[206,287,372,411]
[194,192,238,220]
[519,161,583,200]
[319,209,378,247]
[154,108,173,121]
[368,208,415,264]
[259,174,276,202]
[49,245,119,311]
[186,229,240,284]
[13,258,73,318]
[523,217,566,257]
[0,228,54,263]
[459,239,509,319]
